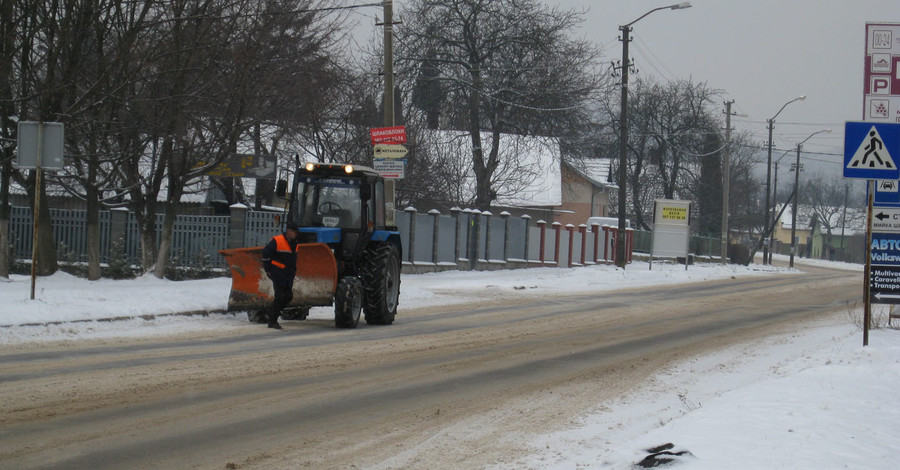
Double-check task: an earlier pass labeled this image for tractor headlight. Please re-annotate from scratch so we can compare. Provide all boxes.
[344,165,354,174]
[305,162,315,172]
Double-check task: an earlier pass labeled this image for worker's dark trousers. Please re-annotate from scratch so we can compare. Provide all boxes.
[267,284,294,324]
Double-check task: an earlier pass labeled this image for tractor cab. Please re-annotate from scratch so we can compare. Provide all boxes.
[280,162,391,264]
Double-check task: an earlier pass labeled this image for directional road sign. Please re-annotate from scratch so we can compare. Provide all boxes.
[871,266,900,304]
[844,121,900,180]
[873,207,900,232]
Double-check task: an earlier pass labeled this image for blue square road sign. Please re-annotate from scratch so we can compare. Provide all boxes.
[844,121,900,180]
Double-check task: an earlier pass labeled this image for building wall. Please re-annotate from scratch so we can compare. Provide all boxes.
[772,222,811,246]
[555,164,609,227]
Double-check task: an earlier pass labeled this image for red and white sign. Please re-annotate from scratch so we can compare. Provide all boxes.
[864,23,900,122]
[370,126,406,145]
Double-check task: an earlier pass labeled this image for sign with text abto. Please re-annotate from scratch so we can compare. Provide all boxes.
[870,232,900,303]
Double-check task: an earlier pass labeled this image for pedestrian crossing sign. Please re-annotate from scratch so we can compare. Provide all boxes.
[844,121,900,180]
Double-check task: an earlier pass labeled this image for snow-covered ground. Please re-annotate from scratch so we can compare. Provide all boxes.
[2,257,897,469]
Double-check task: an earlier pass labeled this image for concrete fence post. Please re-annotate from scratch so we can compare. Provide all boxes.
[611,228,618,265]
[483,211,493,261]
[603,225,612,262]
[500,211,511,262]
[429,209,441,265]
[109,207,130,253]
[405,206,417,264]
[228,204,249,249]
[579,224,587,266]
[468,209,481,270]
[537,220,547,264]
[521,214,532,267]
[450,207,462,265]
[552,221,562,266]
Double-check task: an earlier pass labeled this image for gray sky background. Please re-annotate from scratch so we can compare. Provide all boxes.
[349,0,899,180]
[555,0,896,178]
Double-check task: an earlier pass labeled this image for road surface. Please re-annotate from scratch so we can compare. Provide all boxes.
[0,264,860,469]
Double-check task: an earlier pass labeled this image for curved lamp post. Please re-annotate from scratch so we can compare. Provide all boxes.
[616,2,692,268]
[764,95,805,264]
[789,128,831,268]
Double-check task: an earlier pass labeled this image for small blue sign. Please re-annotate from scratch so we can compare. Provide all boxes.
[844,121,900,180]
[870,179,900,205]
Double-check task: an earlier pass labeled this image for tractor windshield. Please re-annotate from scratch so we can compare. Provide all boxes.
[292,176,362,228]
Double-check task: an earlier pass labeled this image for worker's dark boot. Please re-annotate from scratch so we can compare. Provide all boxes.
[267,314,282,330]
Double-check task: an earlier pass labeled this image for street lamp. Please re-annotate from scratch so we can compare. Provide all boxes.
[764,95,805,265]
[616,2,692,268]
[790,128,831,268]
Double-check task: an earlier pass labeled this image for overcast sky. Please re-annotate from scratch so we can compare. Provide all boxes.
[350,0,898,181]
[552,0,900,176]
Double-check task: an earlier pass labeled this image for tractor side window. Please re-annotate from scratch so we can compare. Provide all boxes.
[374,180,385,228]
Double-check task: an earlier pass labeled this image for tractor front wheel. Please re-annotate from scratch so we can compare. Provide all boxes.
[361,243,400,325]
[334,276,363,328]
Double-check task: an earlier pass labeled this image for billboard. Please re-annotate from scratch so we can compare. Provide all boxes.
[199,153,276,179]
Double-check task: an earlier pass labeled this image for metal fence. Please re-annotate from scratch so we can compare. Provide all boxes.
[394,208,634,271]
[10,206,231,268]
[12,204,737,274]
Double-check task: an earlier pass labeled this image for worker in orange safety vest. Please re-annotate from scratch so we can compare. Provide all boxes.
[260,223,300,329]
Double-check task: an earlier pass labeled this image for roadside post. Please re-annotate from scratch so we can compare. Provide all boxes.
[16,121,65,300]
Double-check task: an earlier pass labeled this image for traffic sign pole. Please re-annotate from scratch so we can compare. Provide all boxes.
[30,122,44,300]
[864,180,874,346]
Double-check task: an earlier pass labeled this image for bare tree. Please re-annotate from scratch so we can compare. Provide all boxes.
[723,134,765,242]
[396,0,604,210]
[603,77,721,230]
[0,0,16,277]
[103,0,348,277]
[802,174,865,249]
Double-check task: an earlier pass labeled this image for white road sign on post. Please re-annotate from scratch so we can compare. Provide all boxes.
[16,121,65,301]
[16,121,64,170]
[872,207,900,233]
[373,144,407,179]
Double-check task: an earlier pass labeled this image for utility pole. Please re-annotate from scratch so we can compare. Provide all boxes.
[382,0,394,127]
[615,23,632,269]
[381,0,396,225]
[721,100,734,265]
[614,3,692,269]
[789,143,804,268]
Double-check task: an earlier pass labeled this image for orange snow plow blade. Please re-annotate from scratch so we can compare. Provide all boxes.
[219,243,338,312]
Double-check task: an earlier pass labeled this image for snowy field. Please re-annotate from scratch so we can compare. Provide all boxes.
[2,257,898,469]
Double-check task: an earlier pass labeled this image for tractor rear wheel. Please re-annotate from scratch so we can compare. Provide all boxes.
[361,243,400,325]
[334,276,363,328]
